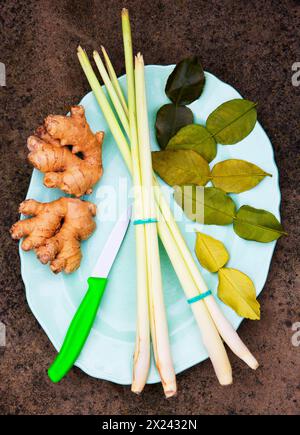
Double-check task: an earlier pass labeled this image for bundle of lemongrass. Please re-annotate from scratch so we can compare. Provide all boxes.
[77,8,259,396]
[122,14,176,397]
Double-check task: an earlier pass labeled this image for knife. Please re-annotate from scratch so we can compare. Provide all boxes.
[48,206,131,383]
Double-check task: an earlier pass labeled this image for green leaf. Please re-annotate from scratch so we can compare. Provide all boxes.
[211,159,272,193]
[195,232,229,272]
[218,268,260,320]
[165,56,205,105]
[203,187,236,225]
[233,205,286,242]
[174,186,236,225]
[155,104,194,149]
[152,150,210,186]
[167,124,217,162]
[206,99,257,145]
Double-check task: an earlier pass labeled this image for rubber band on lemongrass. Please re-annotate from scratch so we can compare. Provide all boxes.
[187,290,212,304]
[133,218,158,225]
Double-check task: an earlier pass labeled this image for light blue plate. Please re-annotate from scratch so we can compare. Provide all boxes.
[20,65,281,384]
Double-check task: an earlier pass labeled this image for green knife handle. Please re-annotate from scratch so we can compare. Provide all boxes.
[48,277,108,383]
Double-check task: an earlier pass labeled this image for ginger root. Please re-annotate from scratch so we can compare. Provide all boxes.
[27,106,104,197]
[10,197,97,274]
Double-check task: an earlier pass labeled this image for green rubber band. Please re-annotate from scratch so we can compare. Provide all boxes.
[187,290,212,304]
[133,218,158,225]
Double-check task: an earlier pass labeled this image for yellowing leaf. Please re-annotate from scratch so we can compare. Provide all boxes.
[218,268,260,320]
[195,232,229,272]
[211,159,272,193]
[152,150,210,186]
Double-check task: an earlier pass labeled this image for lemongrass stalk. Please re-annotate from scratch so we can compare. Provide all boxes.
[156,207,232,384]
[135,53,177,396]
[77,46,256,377]
[121,11,152,394]
[122,8,176,397]
[129,119,150,393]
[77,46,132,170]
[101,45,129,117]
[93,50,130,137]
[132,218,151,393]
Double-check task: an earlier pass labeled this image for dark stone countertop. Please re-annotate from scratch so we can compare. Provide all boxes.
[0,0,299,415]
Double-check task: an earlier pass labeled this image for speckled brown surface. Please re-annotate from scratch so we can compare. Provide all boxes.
[0,0,299,415]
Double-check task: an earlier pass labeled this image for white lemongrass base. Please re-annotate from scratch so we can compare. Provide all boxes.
[135,53,177,396]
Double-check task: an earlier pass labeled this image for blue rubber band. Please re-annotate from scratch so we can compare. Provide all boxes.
[187,290,212,304]
[133,218,158,225]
